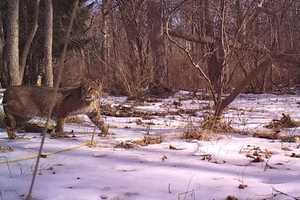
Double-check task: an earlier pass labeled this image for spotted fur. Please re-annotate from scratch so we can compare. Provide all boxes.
[3,79,108,139]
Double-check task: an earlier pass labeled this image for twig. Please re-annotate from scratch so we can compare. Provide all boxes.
[272,187,300,200]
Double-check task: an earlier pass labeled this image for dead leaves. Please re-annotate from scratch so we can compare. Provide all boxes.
[240,145,272,163]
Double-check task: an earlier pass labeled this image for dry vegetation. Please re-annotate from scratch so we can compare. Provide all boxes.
[265,113,300,129]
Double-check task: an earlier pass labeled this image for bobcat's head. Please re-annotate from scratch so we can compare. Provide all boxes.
[81,79,102,102]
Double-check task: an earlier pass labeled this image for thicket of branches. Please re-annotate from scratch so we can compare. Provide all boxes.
[82,0,300,96]
[0,0,300,118]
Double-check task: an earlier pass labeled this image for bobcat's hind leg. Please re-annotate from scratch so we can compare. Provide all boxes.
[5,114,17,139]
[87,112,109,136]
[54,118,66,137]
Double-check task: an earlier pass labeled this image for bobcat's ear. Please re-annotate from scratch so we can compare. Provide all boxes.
[95,80,102,88]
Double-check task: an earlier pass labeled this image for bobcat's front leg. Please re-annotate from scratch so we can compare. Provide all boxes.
[54,118,66,137]
[87,112,109,136]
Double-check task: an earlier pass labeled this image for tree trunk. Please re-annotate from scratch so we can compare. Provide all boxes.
[101,0,112,86]
[147,0,168,93]
[6,0,21,86]
[101,0,110,64]
[43,0,53,87]
[20,0,40,83]
[214,58,271,117]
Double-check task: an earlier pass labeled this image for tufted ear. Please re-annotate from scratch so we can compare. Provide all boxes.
[95,80,103,88]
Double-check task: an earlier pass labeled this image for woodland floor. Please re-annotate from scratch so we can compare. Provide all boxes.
[1,91,300,200]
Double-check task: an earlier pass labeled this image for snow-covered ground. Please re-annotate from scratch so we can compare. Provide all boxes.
[1,92,300,200]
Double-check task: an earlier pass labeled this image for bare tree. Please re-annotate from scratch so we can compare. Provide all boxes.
[43,0,53,87]
[166,0,299,123]
[5,0,21,86]
[20,0,40,83]
[147,0,168,94]
[118,0,152,97]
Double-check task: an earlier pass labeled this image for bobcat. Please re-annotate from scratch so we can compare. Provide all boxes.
[3,79,109,139]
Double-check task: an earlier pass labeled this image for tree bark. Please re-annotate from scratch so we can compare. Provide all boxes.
[20,0,40,83]
[214,58,271,117]
[43,0,53,87]
[0,10,4,87]
[101,0,111,64]
[147,0,168,92]
[6,0,21,86]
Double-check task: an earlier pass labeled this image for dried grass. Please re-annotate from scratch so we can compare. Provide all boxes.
[201,116,234,133]
[182,129,214,141]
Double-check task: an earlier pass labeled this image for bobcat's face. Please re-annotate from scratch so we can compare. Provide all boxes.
[81,79,102,102]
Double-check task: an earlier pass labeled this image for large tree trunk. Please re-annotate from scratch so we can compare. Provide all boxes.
[147,0,168,93]
[43,0,53,87]
[6,0,21,86]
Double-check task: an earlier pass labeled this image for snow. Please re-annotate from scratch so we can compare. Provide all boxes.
[1,92,300,200]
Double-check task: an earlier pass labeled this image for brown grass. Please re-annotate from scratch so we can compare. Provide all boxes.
[201,116,234,133]
[182,129,214,141]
